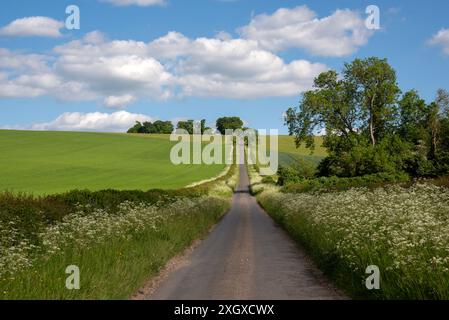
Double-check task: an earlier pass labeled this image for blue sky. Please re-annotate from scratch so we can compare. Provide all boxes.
[0,0,448,133]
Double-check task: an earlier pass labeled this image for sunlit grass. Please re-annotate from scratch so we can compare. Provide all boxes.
[0,130,226,195]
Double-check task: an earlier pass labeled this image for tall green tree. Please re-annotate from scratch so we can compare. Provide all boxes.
[286,57,406,177]
[428,102,441,159]
[344,57,401,146]
[142,121,155,134]
[176,120,194,134]
[399,90,428,144]
[200,119,206,134]
[216,117,244,135]
[436,89,449,115]
[427,89,449,160]
[127,121,143,134]
[127,120,174,134]
[153,120,174,134]
[285,70,359,155]
[433,89,449,174]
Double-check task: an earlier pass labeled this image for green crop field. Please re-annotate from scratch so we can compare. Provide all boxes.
[0,130,226,195]
[276,136,327,167]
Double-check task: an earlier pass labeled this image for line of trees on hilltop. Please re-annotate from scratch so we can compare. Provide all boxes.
[176,120,207,134]
[285,56,449,179]
[127,117,244,135]
[127,120,174,134]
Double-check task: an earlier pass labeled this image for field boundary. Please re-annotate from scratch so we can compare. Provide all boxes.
[186,165,231,188]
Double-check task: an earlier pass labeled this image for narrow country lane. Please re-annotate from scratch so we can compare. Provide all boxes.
[147,158,345,300]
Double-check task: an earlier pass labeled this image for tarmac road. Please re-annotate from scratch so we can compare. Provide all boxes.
[147,159,345,300]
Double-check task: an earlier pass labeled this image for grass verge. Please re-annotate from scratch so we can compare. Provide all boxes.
[0,163,237,299]
[1,197,229,299]
[257,186,449,299]
[248,164,449,299]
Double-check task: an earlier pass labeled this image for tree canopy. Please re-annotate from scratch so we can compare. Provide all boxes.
[176,119,207,134]
[216,117,244,135]
[286,57,449,178]
[127,117,244,135]
[127,120,174,134]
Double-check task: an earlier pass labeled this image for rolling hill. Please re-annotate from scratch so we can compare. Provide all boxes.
[0,130,226,195]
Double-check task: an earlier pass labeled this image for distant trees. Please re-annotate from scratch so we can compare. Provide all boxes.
[127,122,144,134]
[286,56,449,178]
[128,118,240,135]
[176,120,193,134]
[153,121,175,134]
[176,119,207,134]
[127,121,173,134]
[216,117,244,135]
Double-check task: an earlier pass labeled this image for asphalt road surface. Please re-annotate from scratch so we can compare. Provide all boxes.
[147,162,345,300]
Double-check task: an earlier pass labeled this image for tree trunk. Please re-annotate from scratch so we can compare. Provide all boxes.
[429,107,440,160]
[369,115,376,147]
[369,95,376,147]
[431,127,438,160]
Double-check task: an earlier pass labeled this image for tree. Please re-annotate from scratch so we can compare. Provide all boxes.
[427,102,441,160]
[399,90,428,144]
[395,90,435,176]
[142,121,155,134]
[285,70,359,155]
[286,57,407,177]
[127,121,143,134]
[174,119,207,134]
[216,117,244,135]
[286,58,400,153]
[153,120,174,134]
[436,88,449,115]
[201,119,206,134]
[127,120,174,134]
[433,89,449,175]
[286,59,448,178]
[344,57,400,147]
[176,120,194,134]
[426,89,449,160]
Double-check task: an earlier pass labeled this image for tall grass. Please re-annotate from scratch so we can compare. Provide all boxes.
[258,184,449,299]
[0,164,237,299]
[1,197,229,299]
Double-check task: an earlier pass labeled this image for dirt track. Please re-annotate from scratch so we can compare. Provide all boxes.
[146,161,345,300]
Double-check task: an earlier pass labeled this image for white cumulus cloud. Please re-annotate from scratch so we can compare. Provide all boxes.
[429,28,449,55]
[53,33,173,101]
[1,6,379,103]
[0,16,64,38]
[148,32,328,98]
[103,94,137,109]
[29,111,154,132]
[0,48,60,98]
[0,29,328,101]
[239,6,372,56]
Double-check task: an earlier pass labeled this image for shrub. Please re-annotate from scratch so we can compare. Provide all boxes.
[282,172,410,193]
[277,159,316,186]
[261,176,276,184]
[434,152,449,176]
